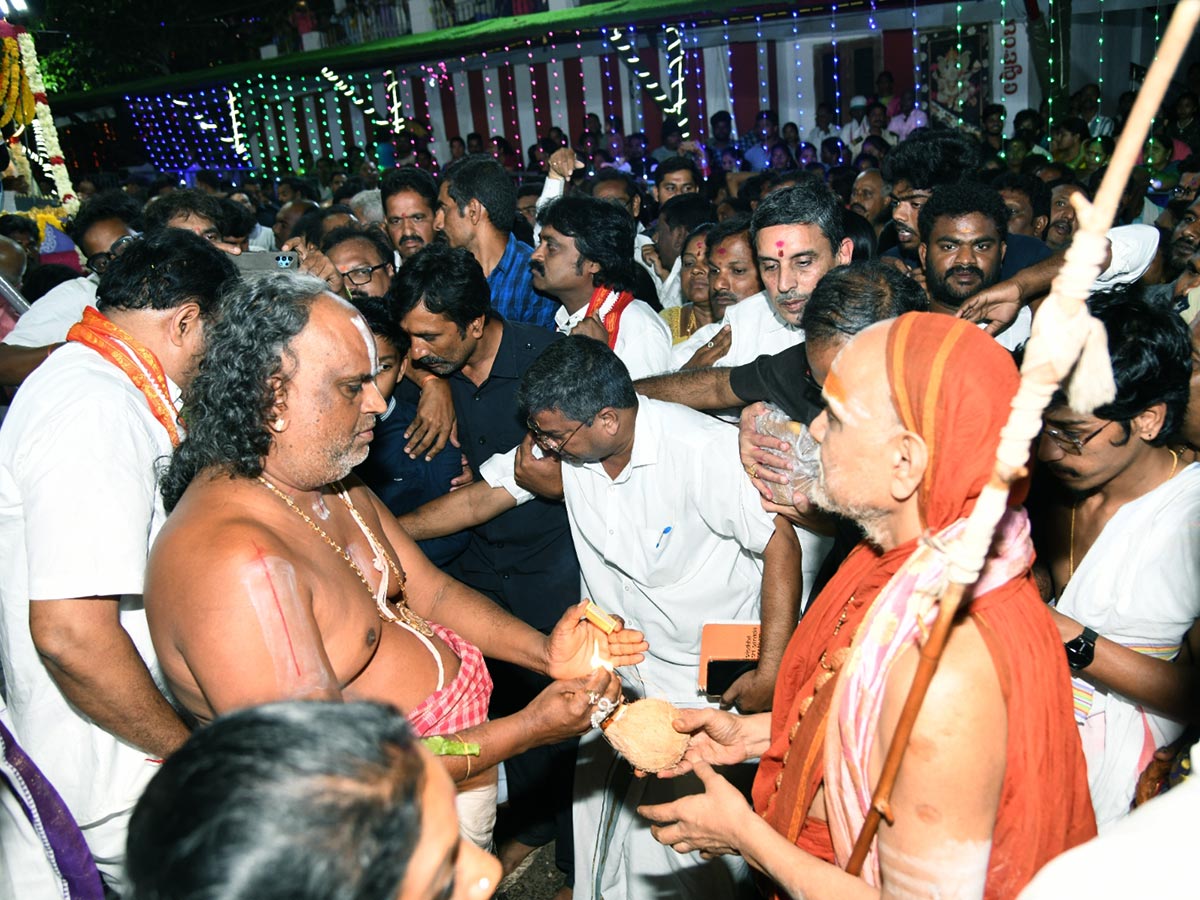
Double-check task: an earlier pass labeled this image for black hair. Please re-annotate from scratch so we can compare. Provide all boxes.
[278,176,319,201]
[658,193,716,233]
[1052,116,1090,142]
[982,103,1006,121]
[21,264,80,303]
[95,229,236,317]
[0,214,38,244]
[517,336,637,424]
[1048,288,1192,446]
[380,166,438,212]
[801,261,929,346]
[294,205,358,247]
[710,110,732,125]
[536,195,637,293]
[861,135,891,157]
[881,131,982,191]
[840,208,878,261]
[142,189,224,235]
[68,190,144,245]
[126,701,425,900]
[749,179,845,255]
[441,154,518,235]
[703,214,752,254]
[829,166,858,206]
[990,171,1052,222]
[918,181,1010,244]
[1047,177,1090,201]
[320,224,394,268]
[682,222,714,256]
[388,242,491,333]
[349,291,409,356]
[517,182,545,199]
[333,177,367,205]
[652,155,701,188]
[588,169,641,202]
[159,272,328,511]
[756,109,779,126]
[218,197,257,240]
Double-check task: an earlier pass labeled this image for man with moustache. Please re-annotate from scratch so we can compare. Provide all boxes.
[918,182,1007,318]
[848,169,891,239]
[381,167,438,264]
[436,155,558,329]
[1044,180,1087,252]
[531,195,672,378]
[671,215,763,369]
[393,243,583,887]
[992,172,1051,239]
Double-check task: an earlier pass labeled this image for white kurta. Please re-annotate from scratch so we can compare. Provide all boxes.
[482,397,774,900]
[1,276,96,347]
[669,291,799,371]
[554,300,673,380]
[0,343,175,896]
[668,292,833,608]
[1055,462,1200,828]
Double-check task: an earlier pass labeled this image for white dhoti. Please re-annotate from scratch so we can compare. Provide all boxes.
[1057,463,1200,828]
[573,727,756,900]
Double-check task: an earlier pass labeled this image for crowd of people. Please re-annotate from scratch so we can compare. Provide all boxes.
[0,60,1198,900]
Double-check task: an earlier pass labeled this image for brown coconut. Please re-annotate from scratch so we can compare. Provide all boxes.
[601,698,689,773]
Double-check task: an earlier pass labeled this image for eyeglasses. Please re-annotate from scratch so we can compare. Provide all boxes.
[85,235,138,275]
[527,417,585,453]
[1040,421,1110,455]
[341,262,390,286]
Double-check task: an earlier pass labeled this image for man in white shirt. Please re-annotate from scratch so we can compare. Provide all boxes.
[400,335,801,900]
[0,230,238,897]
[667,179,852,372]
[0,190,141,386]
[532,195,672,379]
[805,102,840,149]
[839,95,870,149]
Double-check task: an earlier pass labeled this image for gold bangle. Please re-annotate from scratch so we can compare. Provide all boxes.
[454,732,472,780]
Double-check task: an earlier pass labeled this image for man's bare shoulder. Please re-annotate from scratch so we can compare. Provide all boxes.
[881,614,1006,749]
[150,472,300,600]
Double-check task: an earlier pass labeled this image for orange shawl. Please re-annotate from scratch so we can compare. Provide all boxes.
[752,314,1094,897]
[584,284,635,349]
[66,306,182,446]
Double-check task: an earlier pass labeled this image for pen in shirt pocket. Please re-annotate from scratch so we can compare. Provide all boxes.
[655,526,672,548]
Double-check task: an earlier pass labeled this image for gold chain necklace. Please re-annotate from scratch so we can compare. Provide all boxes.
[256,476,434,636]
[1068,448,1180,581]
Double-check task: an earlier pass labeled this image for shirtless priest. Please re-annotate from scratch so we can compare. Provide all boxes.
[144,273,645,847]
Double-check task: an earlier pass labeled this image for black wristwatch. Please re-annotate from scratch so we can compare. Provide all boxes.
[1064,627,1098,671]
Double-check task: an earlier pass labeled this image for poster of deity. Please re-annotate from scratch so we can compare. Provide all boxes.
[920,25,991,133]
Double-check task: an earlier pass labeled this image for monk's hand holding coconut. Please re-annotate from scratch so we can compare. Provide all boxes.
[656,707,773,779]
[637,761,759,860]
[545,598,648,680]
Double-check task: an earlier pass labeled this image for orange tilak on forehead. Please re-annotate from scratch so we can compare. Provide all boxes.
[823,366,849,411]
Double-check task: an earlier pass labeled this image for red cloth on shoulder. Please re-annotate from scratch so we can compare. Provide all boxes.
[752,313,1094,897]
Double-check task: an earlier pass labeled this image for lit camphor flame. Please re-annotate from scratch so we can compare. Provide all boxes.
[590,639,614,672]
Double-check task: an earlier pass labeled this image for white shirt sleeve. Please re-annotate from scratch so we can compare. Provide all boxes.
[17,390,163,599]
[532,178,567,245]
[670,321,724,370]
[478,447,535,504]
[2,278,96,348]
[691,424,776,553]
[613,301,673,379]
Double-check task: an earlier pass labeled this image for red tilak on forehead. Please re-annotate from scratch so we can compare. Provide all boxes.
[716,246,727,255]
[776,240,785,258]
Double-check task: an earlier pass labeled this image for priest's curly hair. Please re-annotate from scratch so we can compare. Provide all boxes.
[159,272,327,511]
